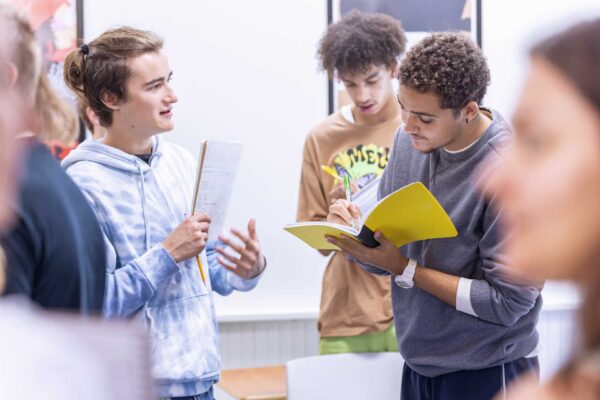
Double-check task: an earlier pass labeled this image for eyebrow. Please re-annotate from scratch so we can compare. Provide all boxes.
[342,71,380,83]
[144,71,173,87]
[397,98,437,118]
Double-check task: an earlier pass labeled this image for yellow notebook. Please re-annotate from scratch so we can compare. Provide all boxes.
[284,182,458,250]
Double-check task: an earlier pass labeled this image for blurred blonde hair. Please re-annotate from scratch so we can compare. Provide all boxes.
[0,3,77,142]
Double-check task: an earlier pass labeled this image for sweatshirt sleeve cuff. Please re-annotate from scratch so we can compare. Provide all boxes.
[456,277,478,317]
[133,242,179,290]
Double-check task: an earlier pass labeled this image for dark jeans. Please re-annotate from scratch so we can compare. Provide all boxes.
[163,387,214,400]
[401,357,539,400]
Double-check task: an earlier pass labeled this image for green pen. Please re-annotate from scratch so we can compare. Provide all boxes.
[344,175,352,202]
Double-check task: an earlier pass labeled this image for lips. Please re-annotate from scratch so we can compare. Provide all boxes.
[358,104,375,113]
[160,108,173,117]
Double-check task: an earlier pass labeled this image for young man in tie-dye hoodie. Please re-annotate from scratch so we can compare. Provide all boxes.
[62,27,266,400]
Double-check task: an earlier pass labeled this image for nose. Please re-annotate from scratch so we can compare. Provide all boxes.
[165,83,178,104]
[402,112,418,134]
[355,85,370,105]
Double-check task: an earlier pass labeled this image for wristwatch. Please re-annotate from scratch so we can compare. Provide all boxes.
[394,259,417,289]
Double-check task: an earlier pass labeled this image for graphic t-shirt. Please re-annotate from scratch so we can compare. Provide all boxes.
[297,105,402,337]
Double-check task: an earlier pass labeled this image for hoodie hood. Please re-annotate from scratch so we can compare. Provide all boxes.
[62,135,165,173]
[62,135,166,253]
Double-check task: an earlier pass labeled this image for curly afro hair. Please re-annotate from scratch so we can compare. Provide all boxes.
[318,10,406,78]
[399,32,490,111]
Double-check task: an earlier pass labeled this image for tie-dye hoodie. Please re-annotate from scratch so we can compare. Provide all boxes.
[62,136,260,397]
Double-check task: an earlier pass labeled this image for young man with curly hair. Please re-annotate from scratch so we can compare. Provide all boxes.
[296,10,406,354]
[327,32,542,399]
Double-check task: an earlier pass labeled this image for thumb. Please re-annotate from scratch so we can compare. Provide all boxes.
[374,230,394,247]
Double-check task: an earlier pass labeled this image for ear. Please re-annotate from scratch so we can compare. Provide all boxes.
[100,90,120,111]
[390,63,400,79]
[462,101,480,122]
[0,62,18,90]
[85,106,101,126]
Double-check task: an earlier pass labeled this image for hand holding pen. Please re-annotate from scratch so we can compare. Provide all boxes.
[326,175,361,230]
[322,165,358,203]
[343,176,361,230]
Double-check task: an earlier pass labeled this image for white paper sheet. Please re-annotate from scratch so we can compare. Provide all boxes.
[192,140,244,242]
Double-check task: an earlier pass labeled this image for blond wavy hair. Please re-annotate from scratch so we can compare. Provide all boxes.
[0,3,77,142]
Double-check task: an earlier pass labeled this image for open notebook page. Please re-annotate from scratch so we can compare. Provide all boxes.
[351,176,381,226]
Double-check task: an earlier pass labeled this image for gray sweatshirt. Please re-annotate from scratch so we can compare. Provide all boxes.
[364,109,541,377]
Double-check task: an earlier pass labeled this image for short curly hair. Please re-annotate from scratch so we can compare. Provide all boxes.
[399,32,490,112]
[318,10,406,78]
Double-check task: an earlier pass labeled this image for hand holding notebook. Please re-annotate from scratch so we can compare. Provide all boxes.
[284,182,458,250]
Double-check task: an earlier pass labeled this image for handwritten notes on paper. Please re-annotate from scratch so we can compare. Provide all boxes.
[191,140,243,242]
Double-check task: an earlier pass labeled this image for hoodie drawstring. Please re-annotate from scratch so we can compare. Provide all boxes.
[138,164,151,252]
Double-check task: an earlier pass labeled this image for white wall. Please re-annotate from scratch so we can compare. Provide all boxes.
[84,0,330,319]
[216,307,577,382]
[483,0,600,117]
[84,0,597,319]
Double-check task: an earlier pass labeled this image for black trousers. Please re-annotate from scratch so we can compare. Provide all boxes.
[401,357,539,400]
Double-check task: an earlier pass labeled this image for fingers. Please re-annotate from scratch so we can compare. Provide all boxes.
[218,235,244,255]
[326,234,362,255]
[229,227,260,254]
[348,203,361,221]
[216,254,238,272]
[337,234,364,253]
[216,247,240,266]
[189,213,211,223]
[193,230,209,242]
[329,237,365,264]
[195,221,210,234]
[328,199,355,225]
[373,230,394,248]
[247,218,257,239]
[218,229,260,265]
[216,247,255,275]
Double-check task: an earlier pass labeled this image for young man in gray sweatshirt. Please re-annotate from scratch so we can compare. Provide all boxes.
[327,32,542,400]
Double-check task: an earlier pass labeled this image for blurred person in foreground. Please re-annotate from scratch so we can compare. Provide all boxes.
[483,19,600,400]
[0,3,105,313]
